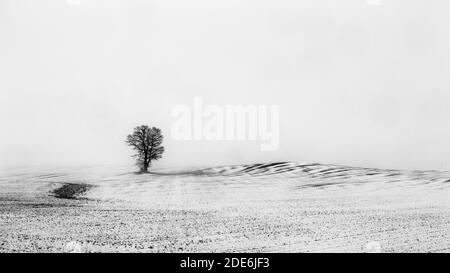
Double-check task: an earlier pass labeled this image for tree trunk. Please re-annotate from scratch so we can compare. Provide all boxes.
[141,162,149,173]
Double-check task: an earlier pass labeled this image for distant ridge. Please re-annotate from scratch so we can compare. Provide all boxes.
[195,162,450,187]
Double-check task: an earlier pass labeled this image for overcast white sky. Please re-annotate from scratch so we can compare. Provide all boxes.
[1,0,449,170]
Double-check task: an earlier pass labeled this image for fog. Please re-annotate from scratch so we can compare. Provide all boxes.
[1,0,449,171]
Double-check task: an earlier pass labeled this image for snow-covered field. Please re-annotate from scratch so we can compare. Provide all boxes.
[1,162,450,252]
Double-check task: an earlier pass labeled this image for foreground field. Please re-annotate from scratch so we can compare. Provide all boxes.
[1,162,450,252]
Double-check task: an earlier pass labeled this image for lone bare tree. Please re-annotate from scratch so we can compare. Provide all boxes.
[126,125,165,172]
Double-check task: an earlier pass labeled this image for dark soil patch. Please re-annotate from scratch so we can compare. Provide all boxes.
[52,183,93,199]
